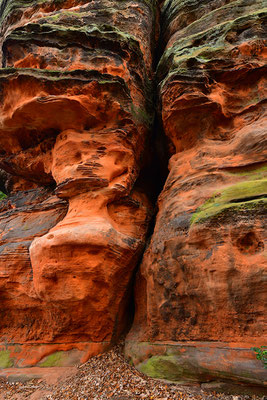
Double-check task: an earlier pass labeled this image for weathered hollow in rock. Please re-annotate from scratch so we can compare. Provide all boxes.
[0,0,266,392]
[0,0,155,367]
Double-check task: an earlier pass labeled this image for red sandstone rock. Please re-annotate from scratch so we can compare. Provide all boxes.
[0,0,266,391]
[0,0,154,366]
[126,0,267,389]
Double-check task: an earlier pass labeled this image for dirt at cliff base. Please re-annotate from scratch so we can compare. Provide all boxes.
[0,343,264,400]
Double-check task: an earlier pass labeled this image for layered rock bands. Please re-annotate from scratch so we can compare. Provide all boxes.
[125,0,267,390]
[0,0,154,367]
[0,0,266,391]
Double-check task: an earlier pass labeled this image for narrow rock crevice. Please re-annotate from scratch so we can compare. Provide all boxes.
[0,0,266,391]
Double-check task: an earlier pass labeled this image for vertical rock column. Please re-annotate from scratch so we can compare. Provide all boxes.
[0,0,154,367]
[126,0,267,388]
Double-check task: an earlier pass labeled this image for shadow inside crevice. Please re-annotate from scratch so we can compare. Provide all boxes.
[122,113,169,338]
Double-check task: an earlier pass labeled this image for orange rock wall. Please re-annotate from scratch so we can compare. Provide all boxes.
[0,0,266,389]
[125,0,267,389]
[0,0,154,366]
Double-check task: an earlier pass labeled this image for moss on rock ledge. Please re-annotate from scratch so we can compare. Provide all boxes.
[191,179,267,225]
[139,354,198,381]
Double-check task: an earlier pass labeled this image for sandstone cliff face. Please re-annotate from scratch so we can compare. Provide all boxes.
[125,0,267,388]
[0,0,266,390]
[0,0,154,366]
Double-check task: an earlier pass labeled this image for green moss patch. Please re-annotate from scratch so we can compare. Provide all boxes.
[140,355,182,380]
[0,350,14,368]
[139,354,198,381]
[0,192,6,201]
[39,351,65,367]
[191,179,267,225]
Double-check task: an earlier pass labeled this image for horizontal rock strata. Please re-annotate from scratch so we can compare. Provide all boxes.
[0,0,154,366]
[125,0,267,389]
[0,0,266,390]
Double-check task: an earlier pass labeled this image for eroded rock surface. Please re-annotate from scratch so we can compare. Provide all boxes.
[126,0,267,388]
[0,0,266,390]
[0,0,154,366]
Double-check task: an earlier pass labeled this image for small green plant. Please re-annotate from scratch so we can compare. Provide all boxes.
[0,191,6,201]
[252,346,267,368]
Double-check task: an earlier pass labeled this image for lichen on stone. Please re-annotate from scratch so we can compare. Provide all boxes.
[0,350,14,368]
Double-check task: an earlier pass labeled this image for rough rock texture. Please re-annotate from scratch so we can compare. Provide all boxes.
[0,0,266,391]
[1,343,266,399]
[0,0,154,366]
[125,0,267,389]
